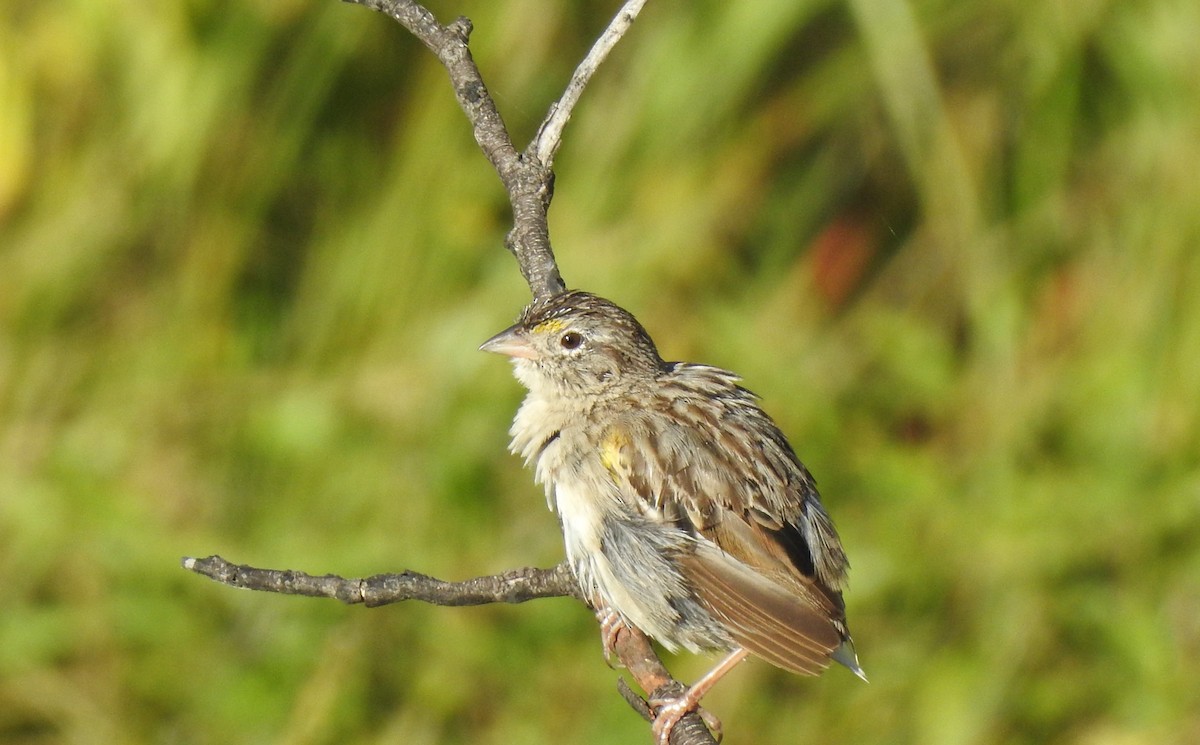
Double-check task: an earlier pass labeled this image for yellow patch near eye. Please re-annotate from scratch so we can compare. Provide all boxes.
[599,428,630,480]
[534,319,566,334]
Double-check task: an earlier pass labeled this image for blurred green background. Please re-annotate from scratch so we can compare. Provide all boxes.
[2,0,1198,742]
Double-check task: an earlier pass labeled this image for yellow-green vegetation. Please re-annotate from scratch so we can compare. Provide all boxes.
[2,0,1198,743]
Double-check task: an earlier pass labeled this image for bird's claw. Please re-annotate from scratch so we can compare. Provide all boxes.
[596,607,627,668]
[649,690,723,744]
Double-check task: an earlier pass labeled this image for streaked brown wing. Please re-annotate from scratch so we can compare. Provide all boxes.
[603,370,852,673]
[679,540,841,675]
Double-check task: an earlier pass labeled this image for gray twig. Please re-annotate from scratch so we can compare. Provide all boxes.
[349,0,573,299]
[182,555,582,606]
[183,554,715,744]
[533,0,650,167]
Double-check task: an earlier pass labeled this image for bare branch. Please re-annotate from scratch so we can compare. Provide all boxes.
[533,0,649,167]
[184,555,716,744]
[610,621,720,745]
[182,555,581,606]
[352,2,518,181]
[348,0,566,300]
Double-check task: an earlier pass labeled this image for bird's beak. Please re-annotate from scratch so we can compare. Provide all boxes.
[479,325,538,360]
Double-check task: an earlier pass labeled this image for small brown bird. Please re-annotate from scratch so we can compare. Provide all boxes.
[482,290,864,742]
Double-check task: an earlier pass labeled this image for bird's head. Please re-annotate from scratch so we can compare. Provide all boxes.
[480,290,664,398]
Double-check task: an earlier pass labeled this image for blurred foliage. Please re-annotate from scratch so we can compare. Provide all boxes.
[1,0,1198,743]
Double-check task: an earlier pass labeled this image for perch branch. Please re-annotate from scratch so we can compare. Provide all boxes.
[182,555,581,606]
[184,556,715,744]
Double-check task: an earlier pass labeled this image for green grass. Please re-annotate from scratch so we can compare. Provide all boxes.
[2,0,1198,743]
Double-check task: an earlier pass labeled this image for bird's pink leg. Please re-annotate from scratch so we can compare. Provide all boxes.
[650,648,750,745]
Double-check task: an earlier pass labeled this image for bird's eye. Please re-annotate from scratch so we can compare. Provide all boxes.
[560,331,583,350]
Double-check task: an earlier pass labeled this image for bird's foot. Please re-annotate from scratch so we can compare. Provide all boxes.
[648,648,748,743]
[596,607,627,668]
[649,690,723,744]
